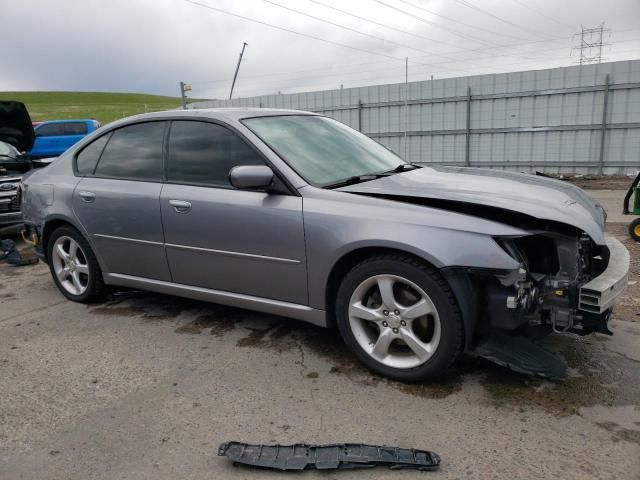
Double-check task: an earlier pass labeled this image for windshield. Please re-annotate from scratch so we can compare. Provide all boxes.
[243,115,405,186]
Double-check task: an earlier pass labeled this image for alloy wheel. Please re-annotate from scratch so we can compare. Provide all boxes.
[348,274,441,369]
[51,236,90,296]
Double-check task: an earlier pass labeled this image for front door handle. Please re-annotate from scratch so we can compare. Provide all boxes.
[78,191,96,203]
[169,199,192,213]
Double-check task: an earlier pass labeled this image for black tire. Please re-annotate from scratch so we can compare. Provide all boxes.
[629,218,640,242]
[47,225,105,302]
[335,253,464,382]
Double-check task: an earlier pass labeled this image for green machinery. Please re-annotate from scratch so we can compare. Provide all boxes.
[623,171,640,241]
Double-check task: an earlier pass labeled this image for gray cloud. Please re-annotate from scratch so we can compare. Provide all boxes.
[2,0,639,99]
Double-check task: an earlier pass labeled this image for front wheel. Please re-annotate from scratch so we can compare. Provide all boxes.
[335,254,464,382]
[47,225,105,302]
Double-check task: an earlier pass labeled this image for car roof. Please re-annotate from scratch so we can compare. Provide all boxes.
[113,108,319,124]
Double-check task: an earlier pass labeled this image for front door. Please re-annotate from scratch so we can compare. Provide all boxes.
[160,120,307,304]
[72,121,171,281]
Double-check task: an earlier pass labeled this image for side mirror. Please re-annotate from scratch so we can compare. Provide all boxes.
[229,165,274,190]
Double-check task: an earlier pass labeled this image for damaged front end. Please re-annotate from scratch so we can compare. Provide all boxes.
[465,230,630,377]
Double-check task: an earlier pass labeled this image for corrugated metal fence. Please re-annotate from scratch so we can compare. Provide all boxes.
[190,60,640,174]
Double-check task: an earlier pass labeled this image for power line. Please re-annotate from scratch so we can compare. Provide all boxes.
[186,0,640,80]
[189,26,639,89]
[206,45,640,98]
[182,0,408,63]
[453,0,546,37]
[310,0,538,61]
[372,0,553,61]
[393,0,531,41]
[372,0,520,48]
[196,37,640,97]
[508,0,575,30]
[411,27,639,61]
[258,0,471,68]
[309,0,480,63]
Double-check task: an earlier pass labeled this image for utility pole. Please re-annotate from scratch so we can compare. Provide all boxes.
[573,23,609,65]
[179,81,192,109]
[229,42,248,100]
[405,56,408,83]
[404,57,409,160]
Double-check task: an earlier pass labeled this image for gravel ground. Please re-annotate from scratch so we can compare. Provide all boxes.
[0,200,638,479]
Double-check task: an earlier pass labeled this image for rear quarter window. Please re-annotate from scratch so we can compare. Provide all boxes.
[75,133,111,176]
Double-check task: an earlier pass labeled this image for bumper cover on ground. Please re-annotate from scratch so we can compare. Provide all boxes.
[218,442,440,471]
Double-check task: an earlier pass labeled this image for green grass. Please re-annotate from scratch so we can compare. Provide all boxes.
[0,91,207,125]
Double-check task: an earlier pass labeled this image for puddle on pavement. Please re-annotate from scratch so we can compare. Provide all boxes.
[86,290,640,415]
[174,305,245,336]
[88,291,205,320]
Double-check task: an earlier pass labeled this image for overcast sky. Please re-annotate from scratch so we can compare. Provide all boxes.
[2,0,639,99]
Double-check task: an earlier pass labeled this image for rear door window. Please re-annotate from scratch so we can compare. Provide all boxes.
[94,122,165,181]
[166,120,264,187]
[75,133,111,175]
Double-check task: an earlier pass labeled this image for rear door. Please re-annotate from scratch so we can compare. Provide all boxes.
[72,121,171,281]
[160,120,307,304]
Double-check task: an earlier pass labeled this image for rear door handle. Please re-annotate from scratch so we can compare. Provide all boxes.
[78,191,95,203]
[169,199,192,213]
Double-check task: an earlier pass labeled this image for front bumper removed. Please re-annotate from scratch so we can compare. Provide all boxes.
[579,236,630,314]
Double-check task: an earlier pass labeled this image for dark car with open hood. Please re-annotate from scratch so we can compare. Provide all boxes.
[0,101,35,234]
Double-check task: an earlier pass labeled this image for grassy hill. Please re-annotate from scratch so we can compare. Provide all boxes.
[0,92,207,125]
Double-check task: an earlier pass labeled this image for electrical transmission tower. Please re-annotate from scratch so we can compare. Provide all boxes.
[573,23,610,65]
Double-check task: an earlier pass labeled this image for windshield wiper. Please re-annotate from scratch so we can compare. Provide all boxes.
[323,164,422,189]
[386,163,421,173]
[323,174,381,189]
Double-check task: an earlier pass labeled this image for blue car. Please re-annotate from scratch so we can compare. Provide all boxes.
[29,119,100,158]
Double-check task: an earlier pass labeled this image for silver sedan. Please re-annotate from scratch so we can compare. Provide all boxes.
[20,108,629,381]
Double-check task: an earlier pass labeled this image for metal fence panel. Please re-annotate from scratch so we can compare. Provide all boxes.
[190,60,640,174]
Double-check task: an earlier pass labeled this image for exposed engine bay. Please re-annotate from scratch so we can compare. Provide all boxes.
[490,232,611,336]
[463,228,630,378]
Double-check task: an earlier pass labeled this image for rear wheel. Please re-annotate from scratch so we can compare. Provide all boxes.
[335,254,464,382]
[47,226,105,302]
[629,218,640,242]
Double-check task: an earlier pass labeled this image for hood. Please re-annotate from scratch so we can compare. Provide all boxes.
[338,166,606,243]
[0,101,35,152]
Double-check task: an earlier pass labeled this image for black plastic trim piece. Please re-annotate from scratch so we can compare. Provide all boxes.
[218,442,440,471]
